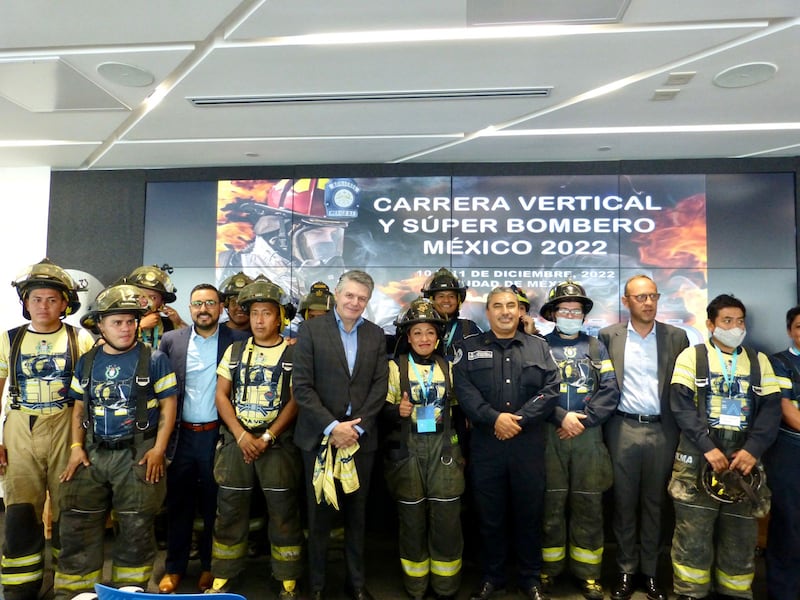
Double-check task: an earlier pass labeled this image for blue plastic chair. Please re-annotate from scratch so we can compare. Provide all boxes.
[94,583,246,600]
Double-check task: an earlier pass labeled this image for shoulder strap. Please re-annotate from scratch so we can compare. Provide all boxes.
[588,336,599,362]
[134,343,153,430]
[274,343,294,408]
[7,326,27,405]
[694,344,709,421]
[743,346,761,418]
[431,353,456,460]
[227,339,247,395]
[586,336,601,395]
[81,345,102,441]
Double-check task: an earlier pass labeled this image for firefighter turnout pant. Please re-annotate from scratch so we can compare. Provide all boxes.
[2,409,71,600]
[668,436,765,599]
[541,424,613,581]
[211,428,304,582]
[384,431,465,598]
[54,439,166,600]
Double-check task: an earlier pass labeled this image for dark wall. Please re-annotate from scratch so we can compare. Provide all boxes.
[48,158,800,296]
[48,170,147,284]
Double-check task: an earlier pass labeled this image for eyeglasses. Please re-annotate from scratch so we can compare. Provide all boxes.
[555,307,584,317]
[626,293,661,303]
[190,299,218,308]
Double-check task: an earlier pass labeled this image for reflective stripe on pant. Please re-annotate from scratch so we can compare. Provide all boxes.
[211,428,304,581]
[669,435,759,599]
[385,431,465,598]
[542,424,611,580]
[54,441,165,600]
[2,408,71,599]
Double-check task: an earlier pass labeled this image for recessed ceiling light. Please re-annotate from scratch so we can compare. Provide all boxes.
[713,62,777,88]
[244,152,260,158]
[597,146,612,152]
[97,62,155,88]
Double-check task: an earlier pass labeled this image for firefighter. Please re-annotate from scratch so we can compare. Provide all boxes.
[421,268,480,361]
[668,294,781,599]
[207,276,304,597]
[538,281,618,599]
[0,259,94,600]
[299,281,334,321]
[54,283,178,599]
[382,297,465,600]
[127,264,185,345]
[219,271,253,333]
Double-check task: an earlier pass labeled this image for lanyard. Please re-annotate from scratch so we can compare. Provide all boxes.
[409,354,435,405]
[444,321,458,351]
[713,344,738,398]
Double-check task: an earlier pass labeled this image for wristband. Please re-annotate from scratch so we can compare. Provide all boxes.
[70,442,82,449]
[237,431,247,445]
[261,429,274,445]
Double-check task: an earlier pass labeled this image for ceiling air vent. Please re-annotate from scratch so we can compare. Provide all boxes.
[188,87,552,107]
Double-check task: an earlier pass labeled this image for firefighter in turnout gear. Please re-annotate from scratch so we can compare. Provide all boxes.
[127,264,185,345]
[421,268,480,361]
[539,281,618,600]
[668,294,781,600]
[207,276,304,597]
[219,271,254,333]
[382,297,465,600]
[299,281,334,321]
[53,284,178,599]
[0,259,94,600]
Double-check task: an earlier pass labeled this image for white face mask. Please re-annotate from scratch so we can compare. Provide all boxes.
[555,317,583,336]
[713,326,746,349]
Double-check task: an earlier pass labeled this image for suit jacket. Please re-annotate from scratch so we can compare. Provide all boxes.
[292,310,389,453]
[159,324,248,453]
[599,320,689,442]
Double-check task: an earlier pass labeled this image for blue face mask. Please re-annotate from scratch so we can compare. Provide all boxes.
[556,317,582,336]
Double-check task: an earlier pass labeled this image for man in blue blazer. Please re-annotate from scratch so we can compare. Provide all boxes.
[599,275,689,600]
[293,270,389,600]
[157,283,248,593]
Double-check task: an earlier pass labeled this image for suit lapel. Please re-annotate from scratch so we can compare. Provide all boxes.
[655,321,668,398]
[609,324,627,390]
[325,313,351,377]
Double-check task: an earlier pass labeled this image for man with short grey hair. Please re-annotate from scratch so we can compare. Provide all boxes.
[293,270,388,600]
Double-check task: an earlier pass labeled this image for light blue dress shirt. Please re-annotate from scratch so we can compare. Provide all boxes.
[618,321,660,415]
[182,326,220,423]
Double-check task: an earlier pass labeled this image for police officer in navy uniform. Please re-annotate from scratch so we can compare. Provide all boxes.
[454,286,560,600]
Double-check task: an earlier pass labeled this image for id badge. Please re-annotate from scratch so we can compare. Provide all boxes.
[719,397,742,428]
[416,404,436,433]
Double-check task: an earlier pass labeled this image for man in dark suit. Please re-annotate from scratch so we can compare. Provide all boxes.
[599,275,689,600]
[292,270,389,600]
[157,283,247,593]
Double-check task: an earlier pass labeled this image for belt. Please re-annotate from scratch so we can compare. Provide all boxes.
[96,438,136,450]
[615,410,661,423]
[94,429,157,450]
[181,421,219,432]
[711,428,746,442]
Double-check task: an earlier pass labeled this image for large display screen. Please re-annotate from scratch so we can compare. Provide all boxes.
[144,172,796,352]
